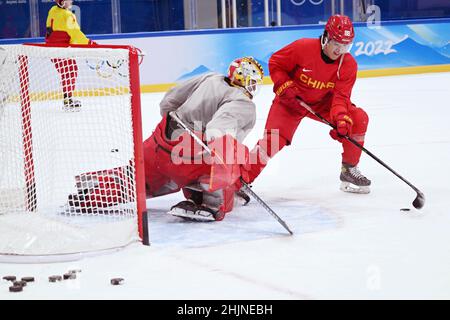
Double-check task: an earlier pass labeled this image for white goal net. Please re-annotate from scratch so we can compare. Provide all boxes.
[0,44,148,262]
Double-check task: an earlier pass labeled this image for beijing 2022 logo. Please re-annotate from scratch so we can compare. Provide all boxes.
[290,0,324,5]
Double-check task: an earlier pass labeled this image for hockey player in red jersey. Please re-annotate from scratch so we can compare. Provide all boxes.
[247,14,371,193]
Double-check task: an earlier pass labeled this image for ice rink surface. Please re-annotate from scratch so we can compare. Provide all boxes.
[1,72,449,299]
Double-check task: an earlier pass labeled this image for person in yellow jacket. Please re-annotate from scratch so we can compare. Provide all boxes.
[45,0,95,111]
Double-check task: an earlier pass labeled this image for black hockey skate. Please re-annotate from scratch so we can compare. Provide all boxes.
[235,189,250,206]
[168,200,220,222]
[63,97,82,112]
[340,163,371,194]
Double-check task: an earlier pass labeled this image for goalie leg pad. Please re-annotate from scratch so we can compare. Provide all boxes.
[67,164,134,212]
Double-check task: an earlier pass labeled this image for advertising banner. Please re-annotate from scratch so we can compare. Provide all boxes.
[102,19,450,88]
[1,18,449,89]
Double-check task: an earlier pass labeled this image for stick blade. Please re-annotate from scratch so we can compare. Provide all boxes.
[413,192,425,209]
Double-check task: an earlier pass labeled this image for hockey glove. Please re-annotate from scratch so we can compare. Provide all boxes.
[329,113,353,142]
[275,80,301,107]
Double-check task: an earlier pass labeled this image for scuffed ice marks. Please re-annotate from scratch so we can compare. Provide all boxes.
[147,193,338,248]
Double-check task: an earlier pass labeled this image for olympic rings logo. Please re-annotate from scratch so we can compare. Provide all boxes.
[290,0,324,6]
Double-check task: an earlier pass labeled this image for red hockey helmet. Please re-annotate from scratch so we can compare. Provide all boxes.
[325,14,355,44]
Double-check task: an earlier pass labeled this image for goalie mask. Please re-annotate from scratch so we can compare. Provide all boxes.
[227,57,264,97]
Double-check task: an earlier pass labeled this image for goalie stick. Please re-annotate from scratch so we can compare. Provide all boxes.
[298,99,425,210]
[169,112,294,235]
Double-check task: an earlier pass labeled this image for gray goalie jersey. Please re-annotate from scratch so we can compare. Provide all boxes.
[160,73,256,143]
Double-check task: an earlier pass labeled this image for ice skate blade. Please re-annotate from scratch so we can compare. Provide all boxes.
[168,208,215,222]
[340,182,370,194]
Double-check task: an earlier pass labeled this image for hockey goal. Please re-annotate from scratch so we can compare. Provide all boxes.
[0,43,148,262]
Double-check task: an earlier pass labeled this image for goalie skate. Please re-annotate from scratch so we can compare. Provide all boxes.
[340,163,371,194]
[168,200,218,222]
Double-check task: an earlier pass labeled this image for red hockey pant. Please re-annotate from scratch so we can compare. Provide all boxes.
[143,117,236,216]
[52,58,78,97]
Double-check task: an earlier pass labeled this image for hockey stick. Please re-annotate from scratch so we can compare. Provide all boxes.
[298,99,425,209]
[169,112,294,235]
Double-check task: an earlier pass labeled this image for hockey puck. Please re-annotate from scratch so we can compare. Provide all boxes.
[68,269,82,274]
[9,285,23,293]
[21,277,35,283]
[400,208,411,211]
[13,280,27,287]
[63,273,77,280]
[110,278,124,286]
[49,275,62,283]
[2,276,16,282]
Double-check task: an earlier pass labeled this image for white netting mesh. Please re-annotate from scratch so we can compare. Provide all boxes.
[0,44,142,260]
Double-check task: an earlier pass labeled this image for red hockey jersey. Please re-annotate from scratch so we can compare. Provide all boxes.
[269,38,357,117]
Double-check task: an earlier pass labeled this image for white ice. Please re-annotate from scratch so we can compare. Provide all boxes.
[1,72,449,299]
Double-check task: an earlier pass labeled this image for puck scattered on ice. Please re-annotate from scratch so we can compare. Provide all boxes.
[2,276,16,282]
[49,275,62,283]
[111,149,119,153]
[68,269,82,274]
[9,285,23,293]
[110,278,124,286]
[63,273,77,280]
[13,280,27,287]
[21,277,35,283]
[400,208,411,211]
